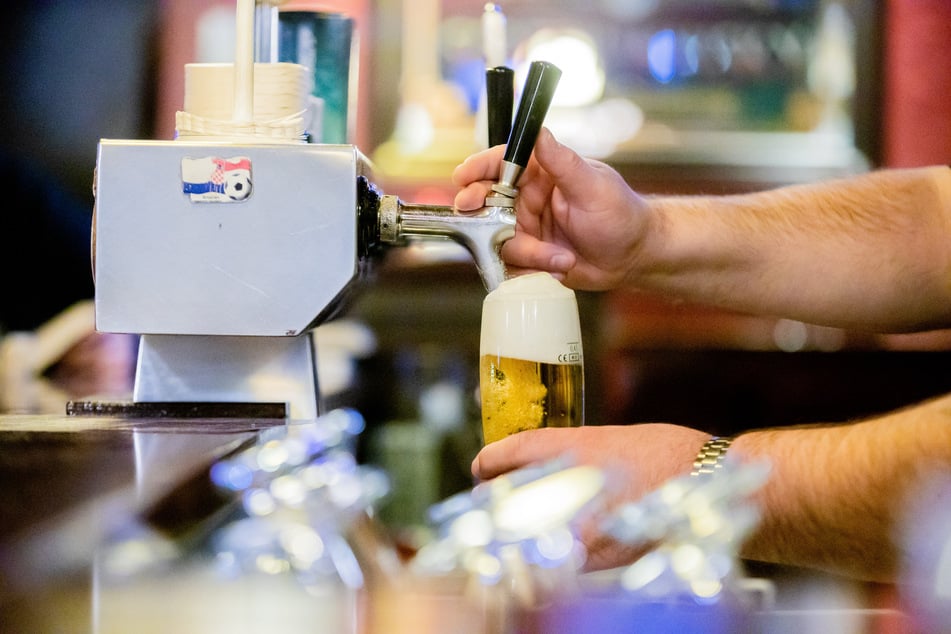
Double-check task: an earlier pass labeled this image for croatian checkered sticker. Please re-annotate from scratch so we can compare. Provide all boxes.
[181,156,253,202]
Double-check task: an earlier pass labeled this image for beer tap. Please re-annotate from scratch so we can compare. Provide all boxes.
[376,60,562,292]
[487,61,561,206]
[90,55,560,420]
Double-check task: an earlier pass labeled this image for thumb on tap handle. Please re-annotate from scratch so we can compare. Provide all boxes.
[504,60,562,171]
[486,66,515,148]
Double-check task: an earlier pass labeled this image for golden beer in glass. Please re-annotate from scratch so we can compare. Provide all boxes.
[479,272,584,444]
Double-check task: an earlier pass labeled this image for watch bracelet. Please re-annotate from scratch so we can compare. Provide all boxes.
[691,435,734,476]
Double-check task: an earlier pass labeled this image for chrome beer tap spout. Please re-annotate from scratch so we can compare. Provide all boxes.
[378,195,515,291]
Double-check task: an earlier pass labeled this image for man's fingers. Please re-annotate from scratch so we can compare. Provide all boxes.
[471,427,578,480]
[453,182,492,211]
[533,128,595,200]
[451,145,505,187]
[501,234,576,275]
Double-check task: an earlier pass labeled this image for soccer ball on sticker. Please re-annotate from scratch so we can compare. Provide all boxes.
[224,170,252,201]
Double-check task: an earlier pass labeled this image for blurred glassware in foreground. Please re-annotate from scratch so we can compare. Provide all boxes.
[379,457,605,634]
[900,469,951,633]
[94,409,399,634]
[520,456,773,634]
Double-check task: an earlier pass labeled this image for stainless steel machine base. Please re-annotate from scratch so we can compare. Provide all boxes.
[132,333,320,420]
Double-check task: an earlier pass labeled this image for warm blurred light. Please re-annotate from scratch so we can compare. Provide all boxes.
[245,487,277,516]
[521,29,605,108]
[300,462,330,489]
[255,553,290,575]
[535,528,576,563]
[451,509,494,547]
[671,543,705,578]
[494,466,604,538]
[257,440,290,472]
[394,103,435,154]
[280,524,325,569]
[691,579,724,600]
[472,551,503,582]
[690,507,723,539]
[328,471,362,508]
[271,473,307,507]
[620,550,667,591]
[100,536,179,578]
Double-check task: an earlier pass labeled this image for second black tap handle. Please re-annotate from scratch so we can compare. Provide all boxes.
[486,66,515,147]
[503,60,562,169]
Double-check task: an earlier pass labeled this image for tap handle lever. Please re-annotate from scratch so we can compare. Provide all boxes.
[486,66,514,148]
[494,60,561,198]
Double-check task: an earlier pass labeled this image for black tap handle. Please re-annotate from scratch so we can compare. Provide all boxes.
[486,66,514,148]
[503,60,562,168]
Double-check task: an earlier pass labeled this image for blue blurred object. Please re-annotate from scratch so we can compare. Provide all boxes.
[278,11,355,144]
[518,589,753,634]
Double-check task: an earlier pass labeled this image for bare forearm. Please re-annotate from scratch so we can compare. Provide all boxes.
[636,166,951,332]
[732,394,951,582]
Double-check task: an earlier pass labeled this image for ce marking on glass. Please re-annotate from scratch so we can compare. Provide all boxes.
[558,342,582,364]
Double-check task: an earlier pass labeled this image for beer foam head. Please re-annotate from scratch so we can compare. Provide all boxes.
[480,272,582,364]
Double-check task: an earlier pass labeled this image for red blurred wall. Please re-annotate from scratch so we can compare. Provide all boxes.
[882,0,951,167]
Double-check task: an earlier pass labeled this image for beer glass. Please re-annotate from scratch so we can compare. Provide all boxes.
[479,272,584,444]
